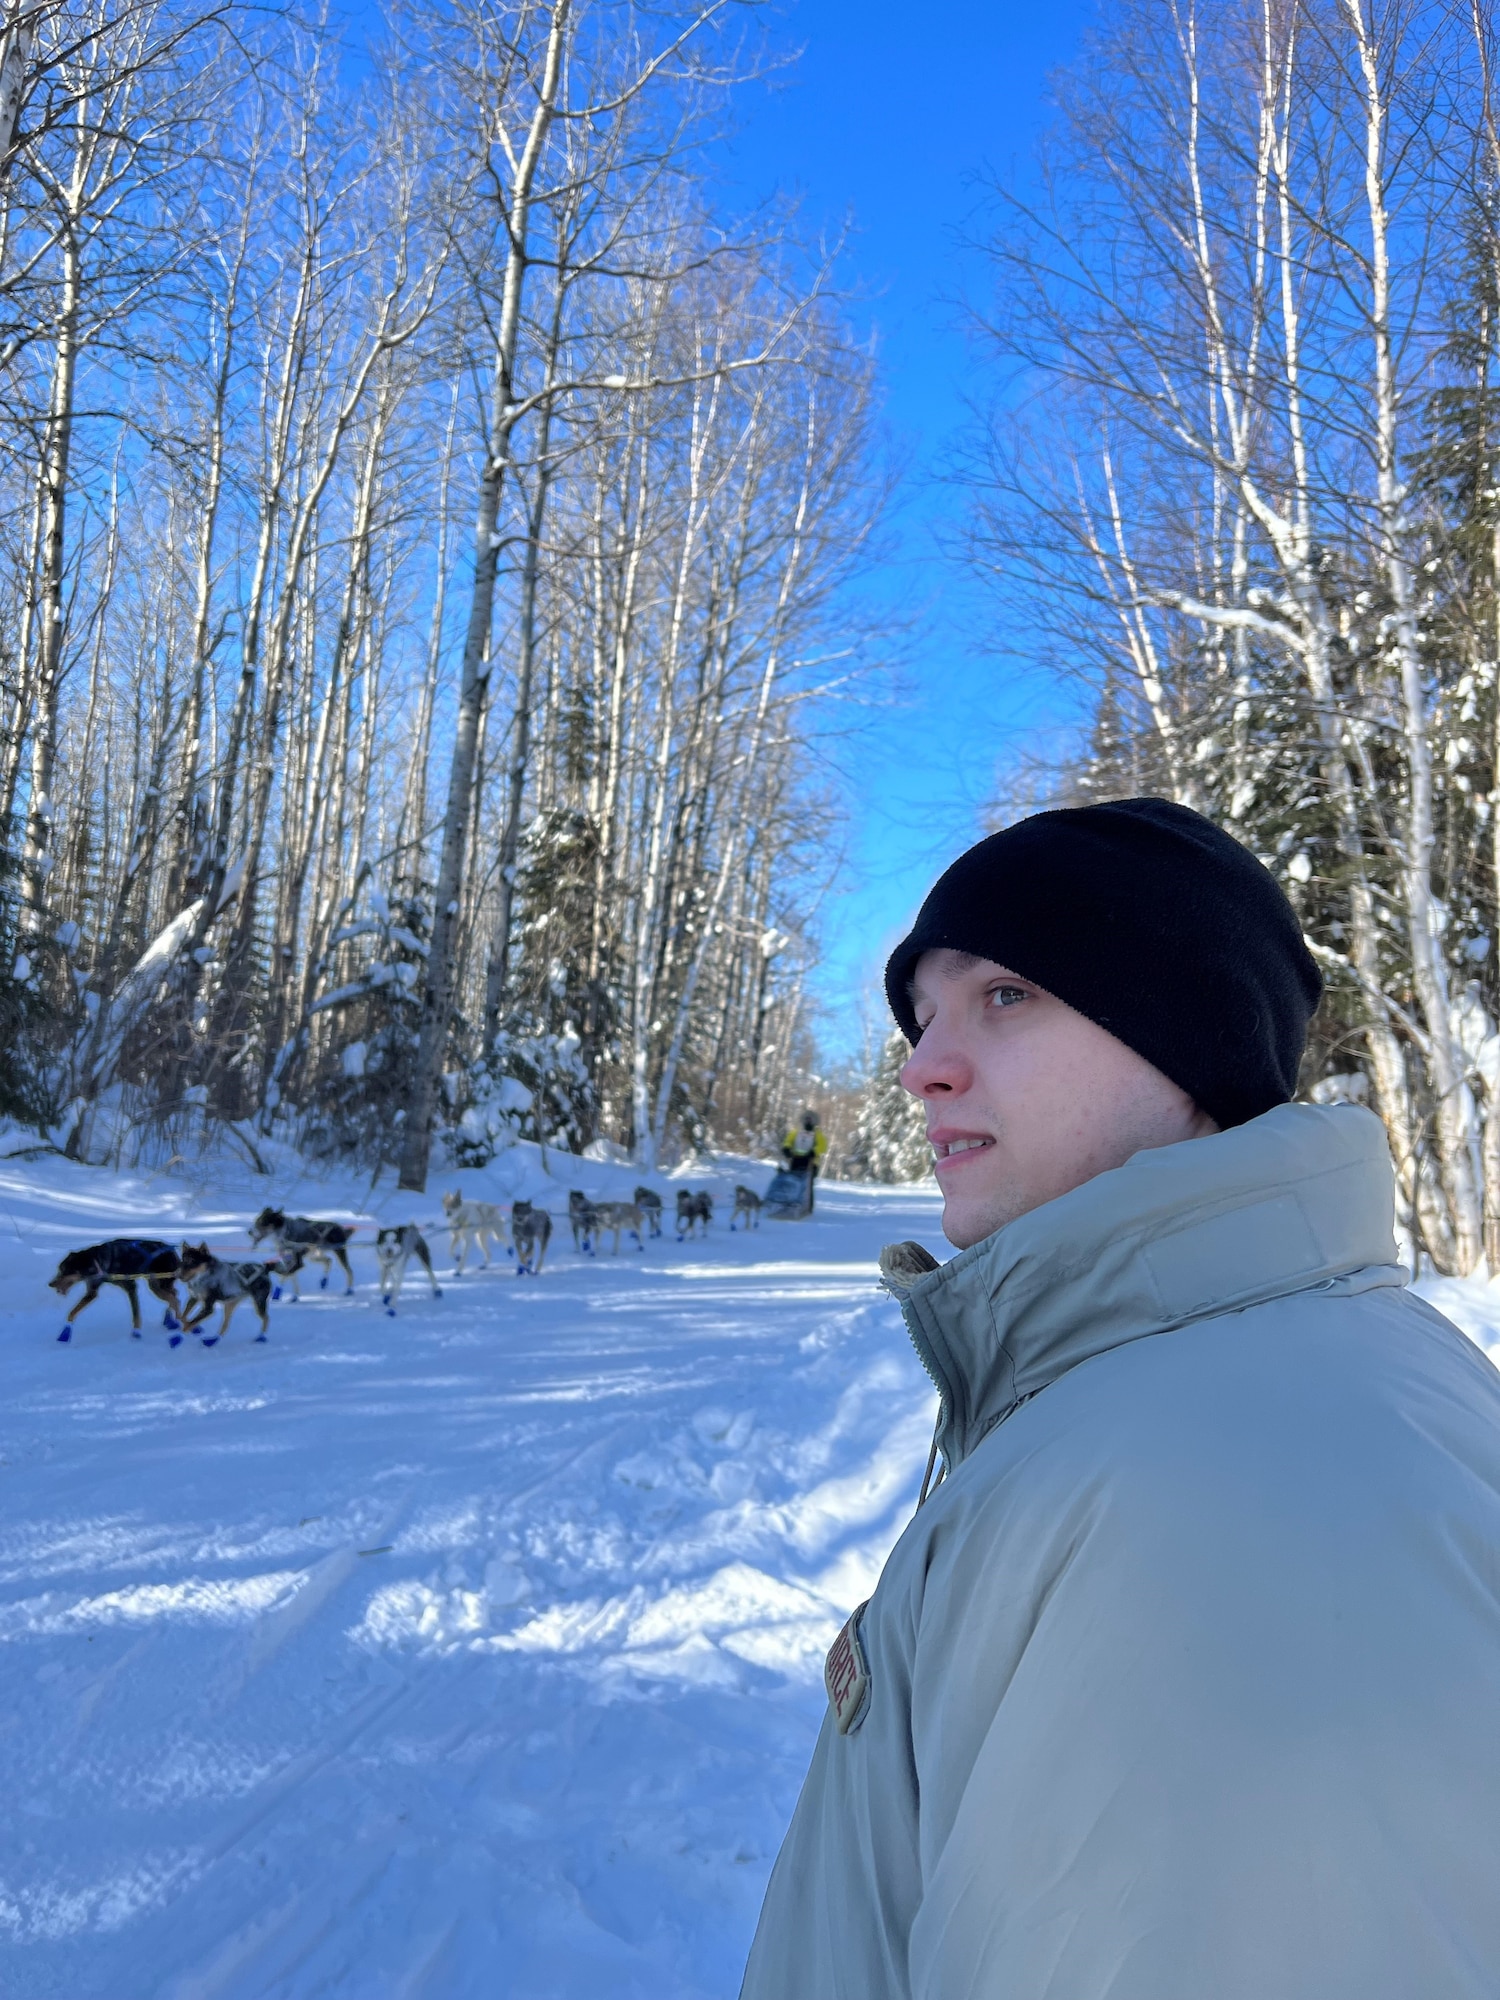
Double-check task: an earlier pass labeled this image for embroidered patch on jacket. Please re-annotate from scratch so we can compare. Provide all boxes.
[825,1601,871,1735]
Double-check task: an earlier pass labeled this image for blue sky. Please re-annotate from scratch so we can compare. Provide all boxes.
[711,0,1099,1064]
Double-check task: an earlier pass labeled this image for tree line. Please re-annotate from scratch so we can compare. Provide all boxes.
[959,0,1500,1274]
[0,0,885,1186]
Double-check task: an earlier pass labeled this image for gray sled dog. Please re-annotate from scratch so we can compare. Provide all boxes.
[374,1225,442,1315]
[512,1200,553,1275]
[441,1191,510,1272]
[567,1190,598,1253]
[592,1200,645,1253]
[634,1186,664,1237]
[731,1185,762,1231]
[49,1239,185,1342]
[249,1209,355,1296]
[178,1243,273,1344]
[676,1189,713,1240]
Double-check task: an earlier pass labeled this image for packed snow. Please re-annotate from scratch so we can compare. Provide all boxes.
[5,1140,1500,1998]
[0,1139,951,1998]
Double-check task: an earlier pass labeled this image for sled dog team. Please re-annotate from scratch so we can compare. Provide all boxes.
[46,1180,763,1343]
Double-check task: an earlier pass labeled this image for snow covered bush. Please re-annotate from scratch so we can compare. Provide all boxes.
[442,1031,592,1166]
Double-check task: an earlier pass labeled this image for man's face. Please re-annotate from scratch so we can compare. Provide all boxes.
[901,949,1218,1250]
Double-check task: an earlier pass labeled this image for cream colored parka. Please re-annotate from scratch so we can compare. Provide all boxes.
[740,1104,1500,2000]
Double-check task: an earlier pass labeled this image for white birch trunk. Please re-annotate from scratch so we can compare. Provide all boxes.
[1345,0,1484,1269]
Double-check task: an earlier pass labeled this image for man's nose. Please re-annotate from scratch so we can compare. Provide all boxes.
[899,1015,972,1098]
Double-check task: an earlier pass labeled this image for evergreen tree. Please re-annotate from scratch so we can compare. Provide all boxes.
[500,807,619,1146]
[849,1028,930,1184]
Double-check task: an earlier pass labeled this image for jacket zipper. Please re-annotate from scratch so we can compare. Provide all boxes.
[894,1291,955,1490]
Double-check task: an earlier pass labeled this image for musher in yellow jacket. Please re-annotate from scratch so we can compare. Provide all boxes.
[781,1110,828,1211]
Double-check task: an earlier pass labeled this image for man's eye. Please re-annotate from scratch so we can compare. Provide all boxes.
[988,985,1027,1009]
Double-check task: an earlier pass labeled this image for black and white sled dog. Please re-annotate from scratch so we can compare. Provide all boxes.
[249,1209,356,1297]
[634,1186,664,1238]
[374,1225,442,1315]
[511,1200,553,1276]
[731,1185,762,1231]
[676,1189,713,1240]
[591,1200,645,1253]
[441,1190,511,1272]
[49,1239,185,1343]
[178,1242,274,1344]
[567,1189,598,1254]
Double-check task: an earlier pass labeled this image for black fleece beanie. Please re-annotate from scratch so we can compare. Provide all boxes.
[883,797,1322,1130]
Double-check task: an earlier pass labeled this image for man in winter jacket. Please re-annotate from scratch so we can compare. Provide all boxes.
[740,797,1500,2000]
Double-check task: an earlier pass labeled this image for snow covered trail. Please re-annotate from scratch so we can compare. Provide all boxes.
[0,1147,947,1999]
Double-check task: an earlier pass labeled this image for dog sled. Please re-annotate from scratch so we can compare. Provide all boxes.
[763,1165,814,1219]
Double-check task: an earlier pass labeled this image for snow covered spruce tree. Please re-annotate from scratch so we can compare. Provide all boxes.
[0,0,886,1174]
[963,0,1500,1273]
[848,1028,931,1184]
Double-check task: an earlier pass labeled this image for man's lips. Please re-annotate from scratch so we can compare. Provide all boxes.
[930,1131,995,1168]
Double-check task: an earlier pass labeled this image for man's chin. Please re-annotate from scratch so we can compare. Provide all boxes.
[939,1178,1030,1250]
[940,1194,1003,1252]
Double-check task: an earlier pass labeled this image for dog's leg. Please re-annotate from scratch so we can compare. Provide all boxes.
[383,1255,405,1315]
[149,1276,183,1331]
[333,1243,354,1295]
[160,1272,186,1346]
[416,1243,442,1299]
[59,1277,101,1341]
[251,1289,270,1341]
[118,1276,143,1334]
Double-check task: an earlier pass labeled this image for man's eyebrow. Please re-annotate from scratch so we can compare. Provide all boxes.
[907,949,985,1001]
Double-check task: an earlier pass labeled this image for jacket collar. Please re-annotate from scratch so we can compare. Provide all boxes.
[884,1104,1406,1474]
